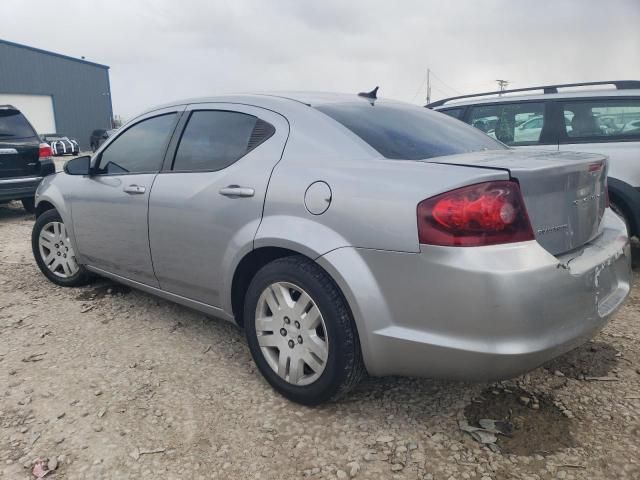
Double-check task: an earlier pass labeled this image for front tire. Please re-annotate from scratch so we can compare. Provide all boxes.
[32,209,91,287]
[244,256,365,405]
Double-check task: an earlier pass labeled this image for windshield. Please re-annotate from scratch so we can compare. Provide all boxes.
[0,110,37,139]
[316,102,505,160]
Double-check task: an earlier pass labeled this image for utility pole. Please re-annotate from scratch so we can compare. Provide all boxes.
[426,69,431,105]
[496,79,509,95]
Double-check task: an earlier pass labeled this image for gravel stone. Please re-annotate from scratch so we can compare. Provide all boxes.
[0,197,639,479]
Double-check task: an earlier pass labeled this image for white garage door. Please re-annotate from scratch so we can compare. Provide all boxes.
[0,93,56,134]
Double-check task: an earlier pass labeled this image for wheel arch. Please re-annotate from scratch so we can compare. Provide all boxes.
[231,246,315,328]
[228,215,354,325]
[35,200,56,218]
[608,177,640,237]
[229,243,374,378]
[34,184,79,260]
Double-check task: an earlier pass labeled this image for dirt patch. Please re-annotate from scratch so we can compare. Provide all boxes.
[75,282,132,300]
[543,341,619,379]
[464,387,575,456]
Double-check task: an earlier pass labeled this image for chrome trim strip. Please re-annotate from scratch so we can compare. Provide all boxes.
[0,148,19,154]
[0,176,43,184]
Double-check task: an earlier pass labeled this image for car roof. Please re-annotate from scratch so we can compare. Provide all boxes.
[428,81,640,109]
[133,91,407,120]
[433,88,640,108]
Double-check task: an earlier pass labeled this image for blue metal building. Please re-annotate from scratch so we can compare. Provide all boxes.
[0,39,112,149]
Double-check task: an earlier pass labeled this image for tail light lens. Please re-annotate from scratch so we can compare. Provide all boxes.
[417,180,534,247]
[39,143,53,159]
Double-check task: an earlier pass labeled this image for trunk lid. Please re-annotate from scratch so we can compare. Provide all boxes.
[426,150,608,256]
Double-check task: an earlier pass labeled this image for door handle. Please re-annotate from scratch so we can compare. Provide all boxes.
[123,184,146,194]
[219,186,255,198]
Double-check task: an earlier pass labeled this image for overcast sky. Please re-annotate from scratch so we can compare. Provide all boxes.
[2,0,639,119]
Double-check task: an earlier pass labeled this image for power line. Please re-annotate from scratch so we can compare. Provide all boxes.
[430,84,457,99]
[429,70,463,95]
[412,68,462,103]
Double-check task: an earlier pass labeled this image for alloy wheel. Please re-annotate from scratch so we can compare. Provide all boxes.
[255,282,329,386]
[38,221,79,278]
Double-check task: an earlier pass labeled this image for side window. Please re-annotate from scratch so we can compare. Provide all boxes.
[439,108,463,119]
[96,114,177,175]
[562,99,640,141]
[172,110,275,172]
[468,102,546,145]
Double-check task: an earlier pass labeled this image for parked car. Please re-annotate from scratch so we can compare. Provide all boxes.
[41,133,80,156]
[0,105,55,212]
[31,92,631,405]
[427,80,640,237]
[95,129,117,151]
[90,129,106,152]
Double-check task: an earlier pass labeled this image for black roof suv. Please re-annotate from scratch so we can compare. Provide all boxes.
[0,105,55,212]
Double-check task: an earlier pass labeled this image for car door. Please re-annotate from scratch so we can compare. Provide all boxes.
[558,97,640,188]
[148,104,289,306]
[71,107,183,286]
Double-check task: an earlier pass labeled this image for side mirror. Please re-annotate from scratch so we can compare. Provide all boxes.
[64,155,91,175]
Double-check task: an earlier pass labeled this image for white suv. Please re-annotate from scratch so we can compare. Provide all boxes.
[428,81,640,237]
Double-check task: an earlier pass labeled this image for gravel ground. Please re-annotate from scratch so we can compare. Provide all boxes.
[1,182,640,479]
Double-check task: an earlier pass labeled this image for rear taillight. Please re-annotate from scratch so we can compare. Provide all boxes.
[417,180,534,247]
[39,143,52,159]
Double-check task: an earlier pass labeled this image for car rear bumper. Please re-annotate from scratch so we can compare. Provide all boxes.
[0,175,43,201]
[0,159,54,201]
[317,209,631,379]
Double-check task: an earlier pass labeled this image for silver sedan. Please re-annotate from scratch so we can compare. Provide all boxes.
[31,92,631,405]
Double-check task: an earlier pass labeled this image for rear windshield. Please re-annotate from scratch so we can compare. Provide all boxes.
[316,102,505,160]
[0,110,37,139]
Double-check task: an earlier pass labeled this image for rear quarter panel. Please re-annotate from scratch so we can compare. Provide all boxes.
[257,110,509,255]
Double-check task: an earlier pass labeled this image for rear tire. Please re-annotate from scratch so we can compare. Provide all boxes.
[610,201,632,236]
[32,209,91,287]
[244,255,365,405]
[21,197,36,213]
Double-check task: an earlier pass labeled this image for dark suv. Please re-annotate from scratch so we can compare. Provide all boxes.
[90,129,107,151]
[0,105,55,212]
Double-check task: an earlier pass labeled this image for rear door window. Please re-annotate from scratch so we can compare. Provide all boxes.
[172,110,274,172]
[438,107,464,119]
[468,102,547,146]
[0,109,37,139]
[316,102,503,160]
[561,99,640,142]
